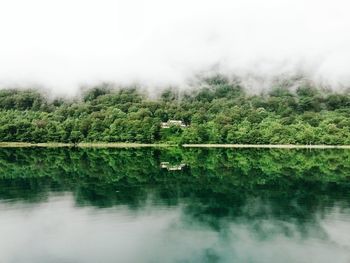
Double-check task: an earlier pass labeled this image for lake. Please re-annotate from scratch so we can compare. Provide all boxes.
[0,147,350,263]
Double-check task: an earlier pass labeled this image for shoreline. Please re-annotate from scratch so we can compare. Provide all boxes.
[0,142,350,149]
[0,142,173,148]
[182,144,350,149]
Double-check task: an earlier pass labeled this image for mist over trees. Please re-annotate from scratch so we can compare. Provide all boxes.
[0,76,350,144]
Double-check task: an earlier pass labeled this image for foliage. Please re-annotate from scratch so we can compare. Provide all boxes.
[0,78,350,144]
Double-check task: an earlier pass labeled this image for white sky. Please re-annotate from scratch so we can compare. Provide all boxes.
[0,0,350,95]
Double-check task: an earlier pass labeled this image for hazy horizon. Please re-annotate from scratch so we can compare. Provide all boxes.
[1,0,350,95]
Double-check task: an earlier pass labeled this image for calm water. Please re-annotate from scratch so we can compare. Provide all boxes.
[0,147,350,263]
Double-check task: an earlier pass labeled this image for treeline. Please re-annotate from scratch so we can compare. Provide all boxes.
[0,76,350,144]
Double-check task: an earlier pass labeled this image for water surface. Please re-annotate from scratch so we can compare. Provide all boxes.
[0,148,350,263]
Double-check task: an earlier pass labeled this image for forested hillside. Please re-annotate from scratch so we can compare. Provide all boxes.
[1,76,350,144]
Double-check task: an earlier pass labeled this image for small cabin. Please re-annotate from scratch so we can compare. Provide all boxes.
[161,120,187,129]
[160,162,186,171]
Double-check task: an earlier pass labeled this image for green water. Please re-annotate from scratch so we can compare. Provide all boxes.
[0,147,350,263]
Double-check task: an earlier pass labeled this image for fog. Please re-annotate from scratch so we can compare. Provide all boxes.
[0,0,350,95]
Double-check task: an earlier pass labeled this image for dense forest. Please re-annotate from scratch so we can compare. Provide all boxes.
[1,76,350,144]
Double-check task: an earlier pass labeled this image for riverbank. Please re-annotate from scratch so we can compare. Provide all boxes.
[0,142,173,148]
[182,144,350,149]
[0,142,350,149]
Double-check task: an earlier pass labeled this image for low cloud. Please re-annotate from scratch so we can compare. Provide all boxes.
[0,0,350,95]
